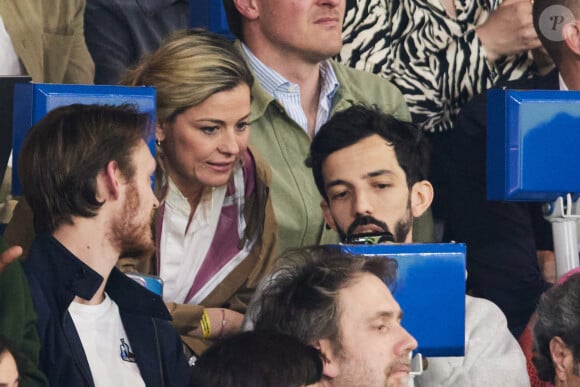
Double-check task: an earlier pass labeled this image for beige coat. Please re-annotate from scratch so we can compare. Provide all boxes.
[118,147,279,356]
[0,0,94,84]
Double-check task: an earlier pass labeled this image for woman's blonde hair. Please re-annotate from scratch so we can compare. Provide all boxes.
[121,28,253,124]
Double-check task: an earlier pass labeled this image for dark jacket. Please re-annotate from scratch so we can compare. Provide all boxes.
[22,234,189,387]
[84,0,188,84]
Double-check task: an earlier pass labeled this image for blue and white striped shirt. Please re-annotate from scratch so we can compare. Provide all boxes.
[241,43,339,136]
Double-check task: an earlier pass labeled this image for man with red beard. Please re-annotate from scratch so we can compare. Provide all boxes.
[307,105,529,386]
[17,104,189,387]
[253,245,418,387]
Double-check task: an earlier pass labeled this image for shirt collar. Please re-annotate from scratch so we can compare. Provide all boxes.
[27,234,170,320]
[318,61,340,107]
[241,42,339,101]
[241,43,290,96]
[313,60,340,134]
[165,177,216,223]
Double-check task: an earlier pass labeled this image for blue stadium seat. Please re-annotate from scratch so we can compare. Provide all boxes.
[190,1,232,38]
[11,83,156,196]
[338,243,466,357]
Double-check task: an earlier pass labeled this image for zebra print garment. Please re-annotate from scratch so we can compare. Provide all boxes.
[339,0,541,132]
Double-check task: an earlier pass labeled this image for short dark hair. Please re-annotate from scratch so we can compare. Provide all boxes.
[19,104,153,234]
[222,0,244,41]
[308,105,430,201]
[533,0,580,66]
[254,245,398,353]
[533,273,580,382]
[190,330,323,387]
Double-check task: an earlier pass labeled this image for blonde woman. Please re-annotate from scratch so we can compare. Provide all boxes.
[119,29,278,357]
[3,28,278,358]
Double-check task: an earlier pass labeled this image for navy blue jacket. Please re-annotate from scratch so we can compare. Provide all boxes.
[22,234,189,387]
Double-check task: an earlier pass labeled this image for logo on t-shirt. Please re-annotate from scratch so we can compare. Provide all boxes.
[120,338,136,363]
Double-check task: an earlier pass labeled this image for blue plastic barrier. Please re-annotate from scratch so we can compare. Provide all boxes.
[487,89,580,201]
[11,83,156,196]
[487,89,580,278]
[338,243,466,357]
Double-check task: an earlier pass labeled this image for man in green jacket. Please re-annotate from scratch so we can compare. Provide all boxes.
[223,0,433,255]
[0,237,47,387]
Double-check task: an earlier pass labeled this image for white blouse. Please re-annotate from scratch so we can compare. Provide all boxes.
[158,178,227,304]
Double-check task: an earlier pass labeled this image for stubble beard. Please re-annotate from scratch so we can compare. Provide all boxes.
[111,183,155,259]
[331,352,411,387]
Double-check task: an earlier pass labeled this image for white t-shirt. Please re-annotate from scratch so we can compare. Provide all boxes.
[68,294,146,387]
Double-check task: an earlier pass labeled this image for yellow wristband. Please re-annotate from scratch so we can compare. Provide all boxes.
[200,310,211,339]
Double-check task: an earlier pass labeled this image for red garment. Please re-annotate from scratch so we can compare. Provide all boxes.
[518,323,552,387]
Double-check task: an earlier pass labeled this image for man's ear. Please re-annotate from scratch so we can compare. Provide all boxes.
[410,180,434,218]
[233,0,259,20]
[313,339,340,379]
[321,200,337,231]
[550,336,572,382]
[101,160,122,200]
[562,21,580,57]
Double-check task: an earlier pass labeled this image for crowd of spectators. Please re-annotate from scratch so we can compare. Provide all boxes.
[1,0,578,385]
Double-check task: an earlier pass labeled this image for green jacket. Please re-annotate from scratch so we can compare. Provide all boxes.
[0,237,47,387]
[246,55,433,254]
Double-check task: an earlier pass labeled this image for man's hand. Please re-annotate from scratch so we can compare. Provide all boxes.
[0,245,23,273]
[476,0,542,63]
